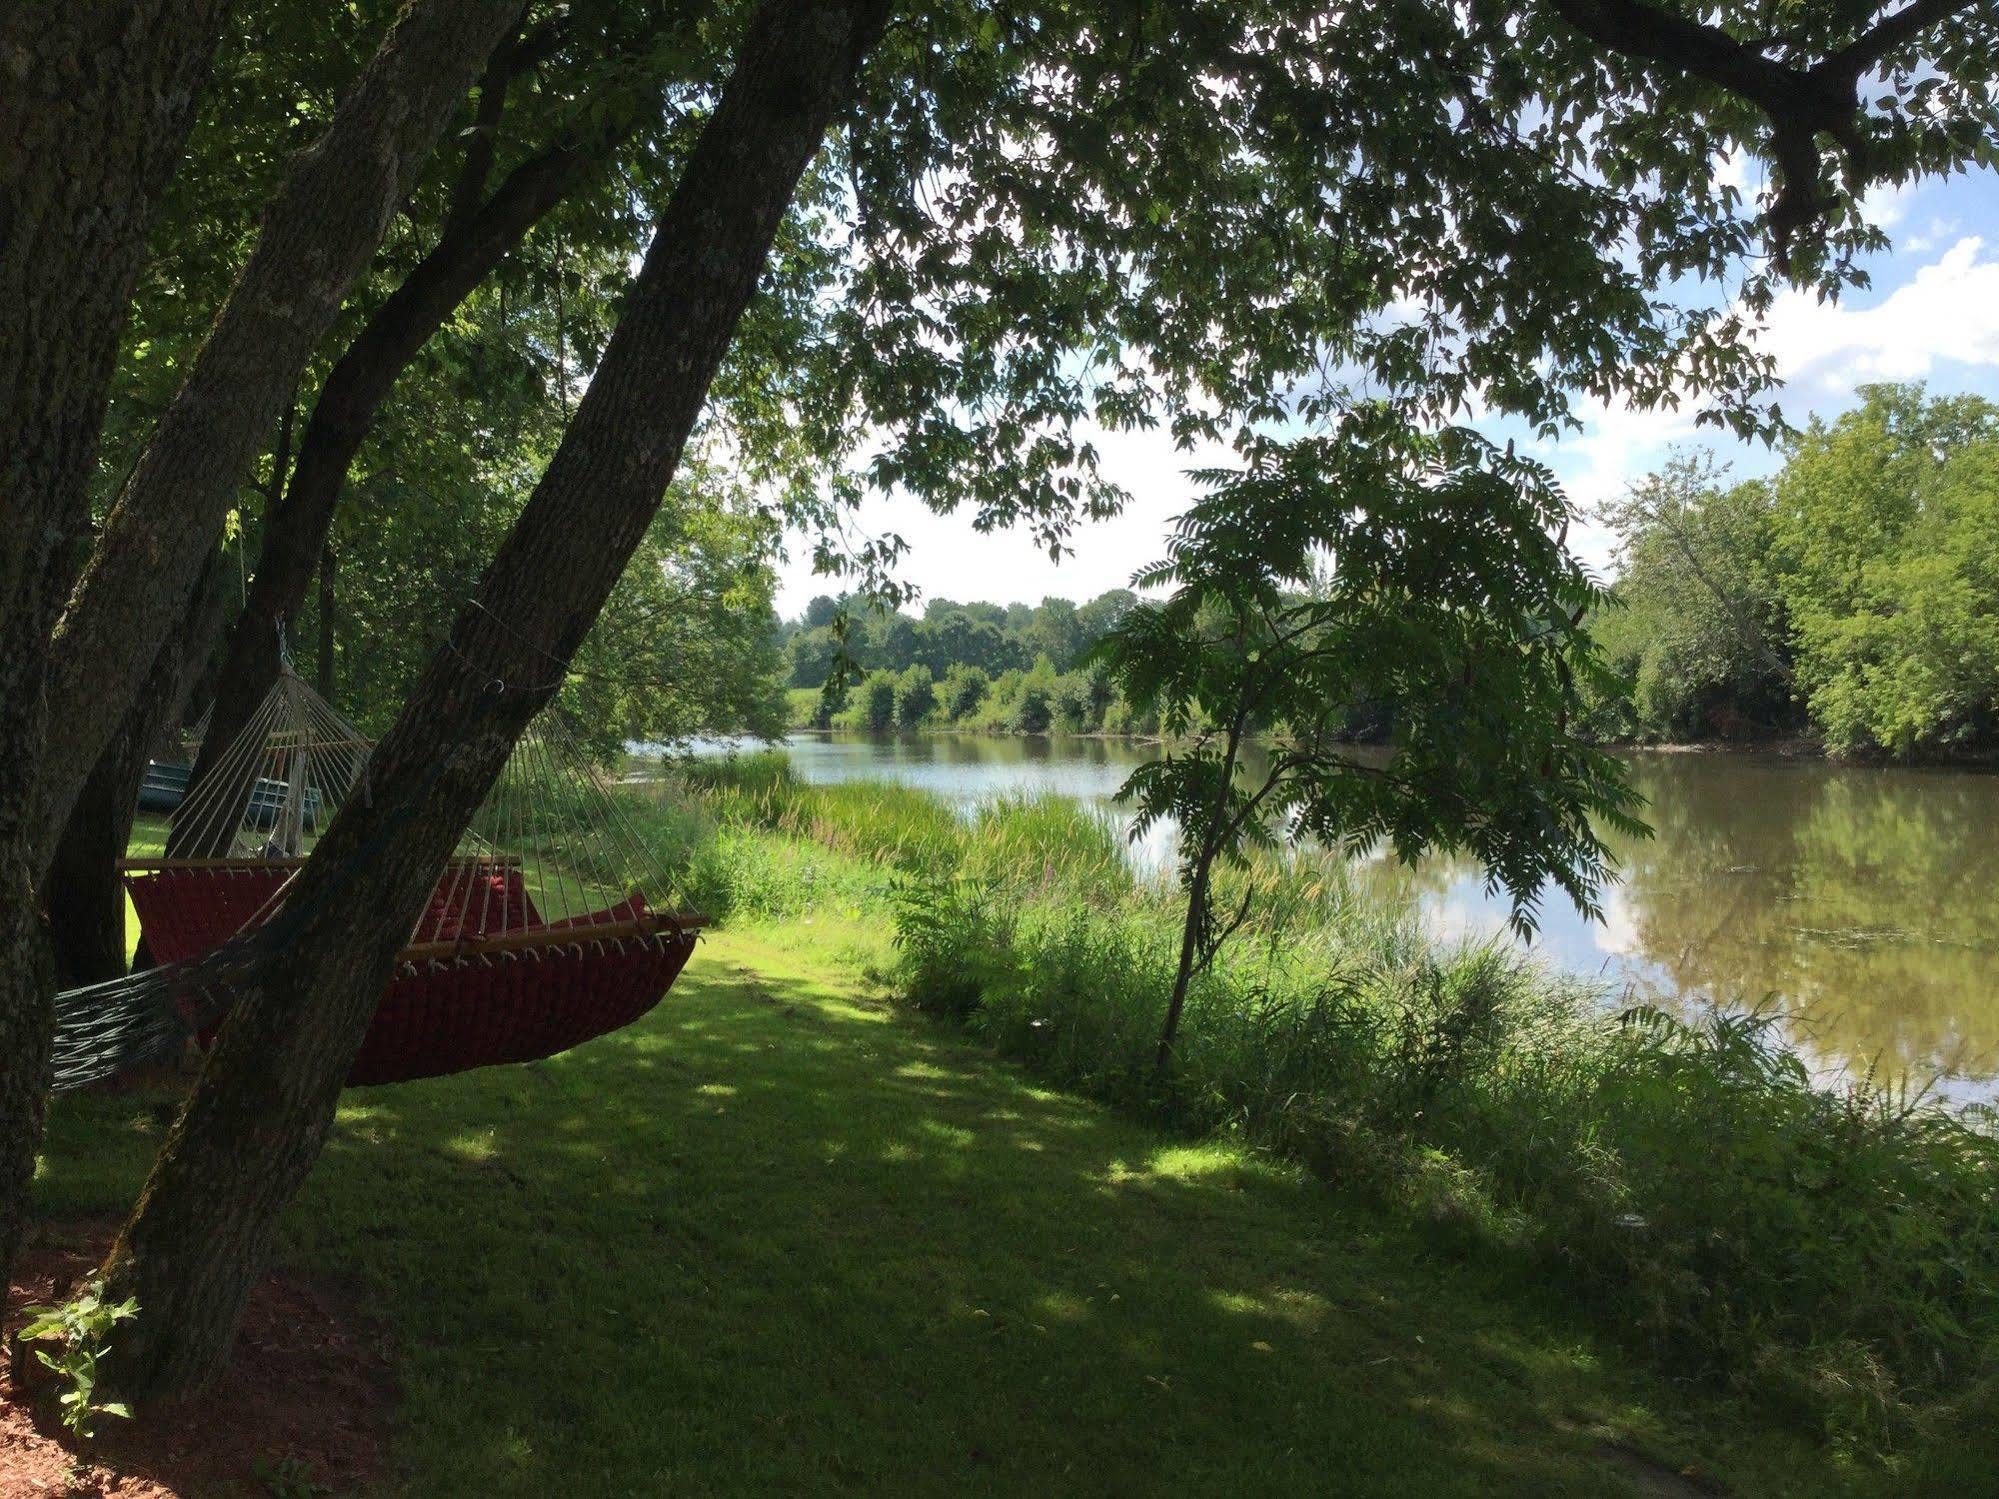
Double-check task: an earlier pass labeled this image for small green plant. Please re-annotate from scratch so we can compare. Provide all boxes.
[17,1278,139,1440]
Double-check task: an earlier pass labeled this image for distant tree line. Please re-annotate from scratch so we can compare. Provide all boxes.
[1587,383,1999,758]
[777,584,1400,740]
[784,383,1999,758]
[778,589,1157,734]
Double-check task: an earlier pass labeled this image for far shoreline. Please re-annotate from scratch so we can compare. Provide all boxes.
[702,725,1999,771]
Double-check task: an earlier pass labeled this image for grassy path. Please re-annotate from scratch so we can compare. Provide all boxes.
[37,924,1871,1496]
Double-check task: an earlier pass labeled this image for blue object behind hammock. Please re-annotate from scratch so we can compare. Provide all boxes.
[136,760,320,828]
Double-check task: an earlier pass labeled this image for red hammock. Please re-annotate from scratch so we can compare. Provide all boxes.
[123,858,697,1086]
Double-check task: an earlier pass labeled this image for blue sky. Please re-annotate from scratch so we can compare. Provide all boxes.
[776,165,1999,616]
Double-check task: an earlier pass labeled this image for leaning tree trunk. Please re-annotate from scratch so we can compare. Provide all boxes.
[34,0,532,875]
[98,0,891,1402]
[0,0,231,1287]
[188,126,613,796]
[45,553,235,986]
[315,545,337,699]
[0,0,228,606]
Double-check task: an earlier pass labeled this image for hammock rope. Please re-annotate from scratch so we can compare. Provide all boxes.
[51,660,702,1092]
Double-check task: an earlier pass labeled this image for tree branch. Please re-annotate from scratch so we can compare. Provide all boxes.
[1543,0,1981,263]
[444,36,518,240]
[445,13,572,242]
[1545,0,1797,109]
[1828,0,1981,77]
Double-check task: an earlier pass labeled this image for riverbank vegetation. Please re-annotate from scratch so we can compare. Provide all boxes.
[1589,384,1999,757]
[781,383,1999,762]
[626,751,1999,1466]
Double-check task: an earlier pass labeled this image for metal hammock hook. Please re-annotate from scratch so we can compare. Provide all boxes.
[275,615,294,673]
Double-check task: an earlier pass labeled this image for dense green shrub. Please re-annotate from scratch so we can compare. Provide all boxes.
[1009,659,1060,733]
[939,663,989,721]
[1591,455,1797,744]
[1012,685,1053,733]
[1772,388,1999,755]
[785,686,834,730]
[1051,672,1096,732]
[1593,386,1999,755]
[856,670,898,731]
[1100,693,1160,737]
[895,665,936,728]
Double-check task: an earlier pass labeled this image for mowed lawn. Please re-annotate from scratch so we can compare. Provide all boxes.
[37,921,1873,1497]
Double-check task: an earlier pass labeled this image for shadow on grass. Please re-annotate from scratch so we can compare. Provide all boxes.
[34,942,1833,1498]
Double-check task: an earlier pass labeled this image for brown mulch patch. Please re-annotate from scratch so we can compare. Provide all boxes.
[1,1220,396,1497]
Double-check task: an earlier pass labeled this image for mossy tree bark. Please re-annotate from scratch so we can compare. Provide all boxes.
[97,0,892,1402]
[0,0,231,1286]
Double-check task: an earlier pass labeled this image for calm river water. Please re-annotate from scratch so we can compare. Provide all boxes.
[698,732,1999,1100]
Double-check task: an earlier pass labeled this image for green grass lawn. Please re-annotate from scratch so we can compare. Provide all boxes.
[35,912,1891,1497]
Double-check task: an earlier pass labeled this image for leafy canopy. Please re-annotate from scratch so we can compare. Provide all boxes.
[100,0,814,756]
[95,0,1999,756]
[794,0,1997,594]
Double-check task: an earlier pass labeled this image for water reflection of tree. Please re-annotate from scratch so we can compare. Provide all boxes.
[1607,757,1999,1087]
[1345,753,1999,1089]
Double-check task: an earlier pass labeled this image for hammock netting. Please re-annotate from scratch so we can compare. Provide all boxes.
[52,665,700,1091]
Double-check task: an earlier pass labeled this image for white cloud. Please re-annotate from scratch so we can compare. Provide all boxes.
[1711,150,1754,197]
[1904,215,1962,253]
[1860,178,1917,230]
[777,422,1225,612]
[1543,234,1999,576]
[1546,393,1703,507]
[1757,235,1999,386]
[1533,393,1705,576]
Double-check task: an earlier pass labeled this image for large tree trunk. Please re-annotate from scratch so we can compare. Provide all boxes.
[34,0,531,873]
[315,544,337,700]
[189,129,611,797]
[0,0,230,1289]
[0,877,54,1301]
[45,554,236,986]
[97,0,890,1402]
[0,0,229,617]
